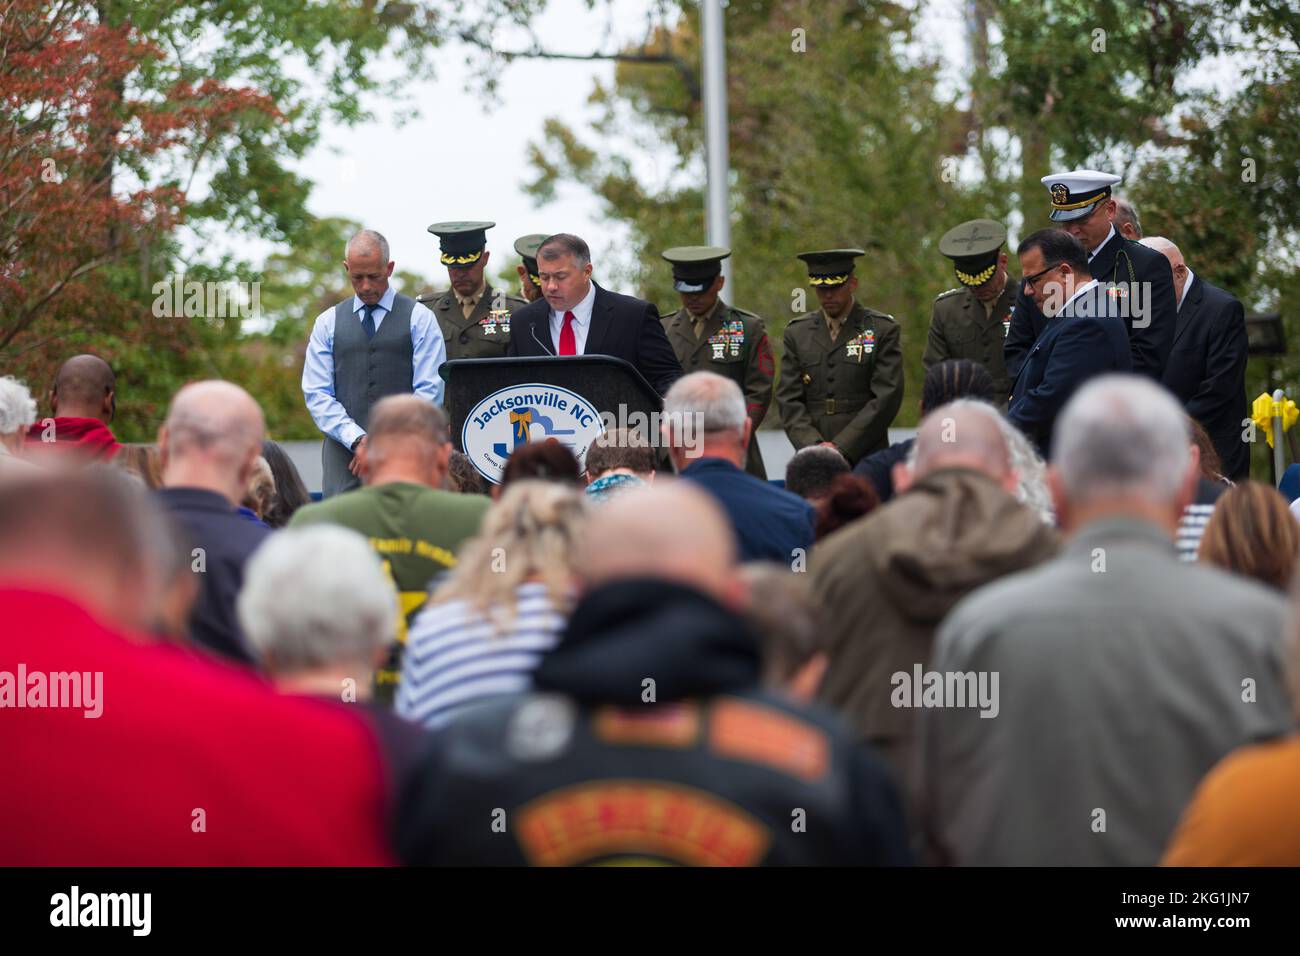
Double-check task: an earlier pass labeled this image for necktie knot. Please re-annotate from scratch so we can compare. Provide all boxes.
[361,303,378,340]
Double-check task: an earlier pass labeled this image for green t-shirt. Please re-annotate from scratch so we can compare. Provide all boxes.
[289,482,490,702]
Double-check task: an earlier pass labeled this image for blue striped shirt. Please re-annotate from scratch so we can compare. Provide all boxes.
[396,582,566,730]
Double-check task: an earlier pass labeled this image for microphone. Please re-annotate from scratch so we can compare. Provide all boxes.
[530,319,555,356]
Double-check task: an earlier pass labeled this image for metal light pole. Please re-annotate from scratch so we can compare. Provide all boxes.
[701,0,732,303]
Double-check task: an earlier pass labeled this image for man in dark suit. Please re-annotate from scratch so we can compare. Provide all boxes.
[664,371,814,564]
[506,233,682,395]
[1143,237,1250,479]
[1004,170,1176,383]
[1008,229,1133,457]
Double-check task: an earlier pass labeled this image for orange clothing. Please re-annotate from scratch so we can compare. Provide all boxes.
[1163,736,1300,866]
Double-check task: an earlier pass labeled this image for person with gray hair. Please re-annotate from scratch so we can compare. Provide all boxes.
[663,371,814,563]
[238,525,446,862]
[994,415,1055,525]
[0,375,39,479]
[156,380,271,664]
[810,400,1058,820]
[239,525,397,698]
[1113,196,1142,240]
[505,231,682,394]
[303,227,447,497]
[918,374,1294,866]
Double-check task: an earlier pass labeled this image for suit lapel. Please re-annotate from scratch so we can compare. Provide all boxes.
[1171,276,1202,350]
[812,303,859,354]
[974,285,1013,332]
[1013,312,1064,394]
[465,284,497,327]
[583,283,612,356]
[432,290,466,331]
[1087,229,1125,282]
[666,307,707,360]
[830,303,867,351]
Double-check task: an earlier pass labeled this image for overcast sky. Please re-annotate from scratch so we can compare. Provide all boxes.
[290,0,663,291]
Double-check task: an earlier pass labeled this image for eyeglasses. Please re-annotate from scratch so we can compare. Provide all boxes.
[1021,261,1062,291]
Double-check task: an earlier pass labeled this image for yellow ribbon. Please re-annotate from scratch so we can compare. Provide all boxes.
[1250,392,1298,448]
[509,410,533,442]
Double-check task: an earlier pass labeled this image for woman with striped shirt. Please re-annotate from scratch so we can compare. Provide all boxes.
[397,481,587,729]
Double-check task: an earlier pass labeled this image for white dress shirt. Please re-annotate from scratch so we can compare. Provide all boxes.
[301,285,447,449]
[547,281,597,355]
[1178,267,1195,312]
[1088,225,1116,261]
[1057,278,1101,316]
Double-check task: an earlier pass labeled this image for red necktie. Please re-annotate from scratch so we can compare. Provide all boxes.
[558,310,577,356]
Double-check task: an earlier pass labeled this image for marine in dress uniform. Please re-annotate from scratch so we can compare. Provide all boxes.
[514,233,548,303]
[418,221,527,360]
[660,246,775,479]
[1003,170,1177,381]
[924,219,1015,405]
[775,249,904,466]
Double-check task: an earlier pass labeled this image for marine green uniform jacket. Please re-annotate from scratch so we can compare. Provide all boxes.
[662,303,775,479]
[419,283,528,360]
[776,301,904,465]
[921,283,1015,405]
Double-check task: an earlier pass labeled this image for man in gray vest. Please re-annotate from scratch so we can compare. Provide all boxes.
[303,229,447,497]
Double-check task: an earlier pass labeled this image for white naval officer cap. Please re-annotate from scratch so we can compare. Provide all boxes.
[1040,169,1123,222]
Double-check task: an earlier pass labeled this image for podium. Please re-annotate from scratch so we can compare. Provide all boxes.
[441,355,664,484]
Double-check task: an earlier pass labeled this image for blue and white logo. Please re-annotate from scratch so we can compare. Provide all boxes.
[461,383,605,484]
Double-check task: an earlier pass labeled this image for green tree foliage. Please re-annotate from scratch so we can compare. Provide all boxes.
[2,0,446,440]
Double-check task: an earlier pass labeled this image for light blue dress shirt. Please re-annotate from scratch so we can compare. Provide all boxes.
[301,286,447,449]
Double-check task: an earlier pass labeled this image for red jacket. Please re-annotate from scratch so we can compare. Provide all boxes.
[25,417,121,460]
[0,588,395,865]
